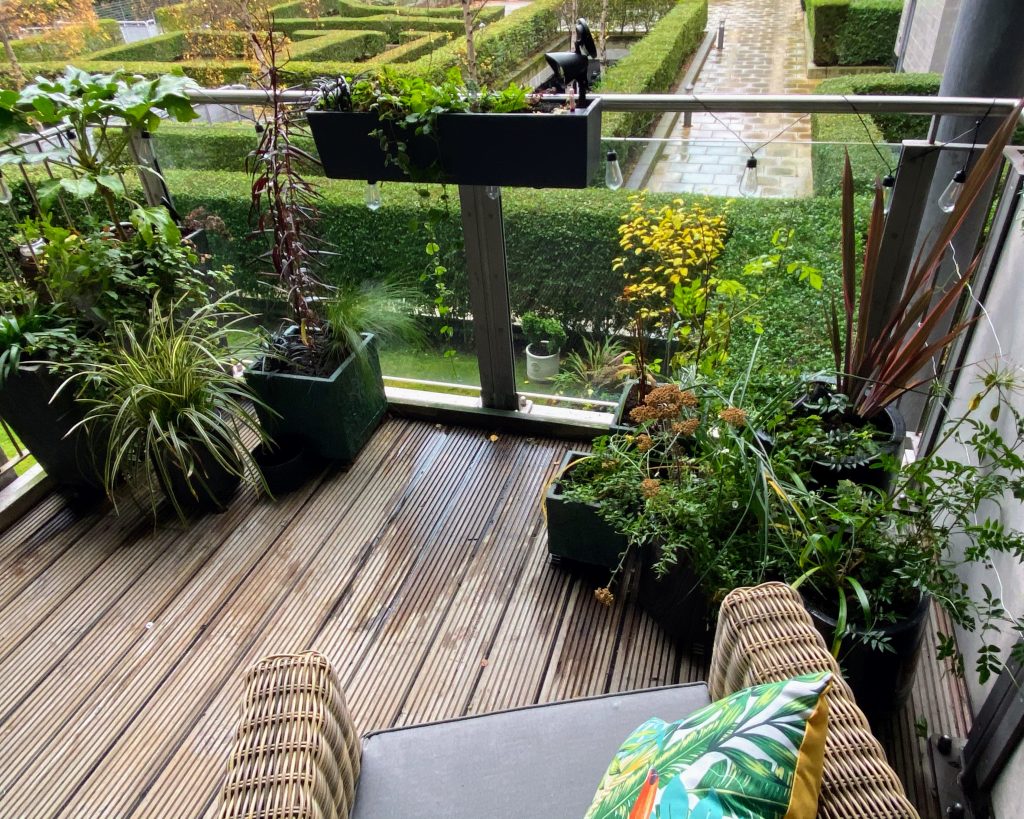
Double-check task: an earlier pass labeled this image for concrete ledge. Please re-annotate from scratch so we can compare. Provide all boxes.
[0,464,53,532]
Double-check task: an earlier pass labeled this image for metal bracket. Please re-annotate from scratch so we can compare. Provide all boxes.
[928,734,973,819]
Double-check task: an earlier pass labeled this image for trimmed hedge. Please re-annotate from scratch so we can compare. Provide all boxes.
[402,0,563,84]
[566,0,677,34]
[289,29,388,60]
[336,0,465,18]
[810,72,938,195]
[2,19,121,62]
[599,0,708,141]
[87,30,254,61]
[806,0,902,67]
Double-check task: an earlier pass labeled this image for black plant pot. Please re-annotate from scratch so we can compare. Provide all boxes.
[245,332,387,464]
[158,441,242,514]
[546,449,629,570]
[253,436,321,496]
[804,593,930,719]
[795,382,907,493]
[307,99,602,188]
[0,364,104,500]
[637,542,711,648]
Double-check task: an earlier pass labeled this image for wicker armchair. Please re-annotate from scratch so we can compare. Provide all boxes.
[710,582,920,819]
[219,582,919,819]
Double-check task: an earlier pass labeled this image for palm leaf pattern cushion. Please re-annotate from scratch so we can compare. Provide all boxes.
[586,672,832,819]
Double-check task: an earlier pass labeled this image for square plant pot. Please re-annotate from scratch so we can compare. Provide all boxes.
[0,364,104,497]
[545,449,629,569]
[245,332,387,464]
[307,98,602,188]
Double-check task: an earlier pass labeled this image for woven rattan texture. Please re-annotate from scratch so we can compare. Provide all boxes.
[709,582,921,819]
[218,652,361,819]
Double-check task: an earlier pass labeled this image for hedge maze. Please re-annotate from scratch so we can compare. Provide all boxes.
[1,0,510,86]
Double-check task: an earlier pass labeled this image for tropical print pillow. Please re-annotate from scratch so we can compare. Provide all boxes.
[585,672,832,819]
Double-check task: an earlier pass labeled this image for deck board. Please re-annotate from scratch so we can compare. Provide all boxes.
[0,417,962,818]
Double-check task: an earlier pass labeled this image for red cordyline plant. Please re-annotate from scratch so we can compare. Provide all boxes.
[830,100,1024,419]
[247,14,324,341]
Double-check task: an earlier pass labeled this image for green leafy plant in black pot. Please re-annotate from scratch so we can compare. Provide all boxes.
[773,368,1024,715]
[63,296,269,521]
[786,102,1022,492]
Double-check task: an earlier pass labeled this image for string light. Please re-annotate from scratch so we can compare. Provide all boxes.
[881,174,895,215]
[605,150,623,190]
[365,182,381,211]
[739,156,758,196]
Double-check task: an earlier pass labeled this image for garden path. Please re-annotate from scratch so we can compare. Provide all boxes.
[645,0,818,197]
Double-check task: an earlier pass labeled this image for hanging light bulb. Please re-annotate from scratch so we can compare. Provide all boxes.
[881,174,895,216]
[485,185,500,200]
[605,150,623,190]
[365,182,382,211]
[739,156,758,196]
[0,174,11,206]
[937,169,966,213]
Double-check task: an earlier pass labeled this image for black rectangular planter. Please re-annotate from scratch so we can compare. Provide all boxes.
[0,364,103,497]
[245,333,387,464]
[545,449,628,569]
[307,98,602,188]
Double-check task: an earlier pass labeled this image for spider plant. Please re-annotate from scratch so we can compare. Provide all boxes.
[830,100,1023,419]
[65,295,270,520]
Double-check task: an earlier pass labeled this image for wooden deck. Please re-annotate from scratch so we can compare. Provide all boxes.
[0,417,967,817]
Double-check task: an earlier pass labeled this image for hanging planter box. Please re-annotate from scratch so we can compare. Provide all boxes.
[306,98,602,189]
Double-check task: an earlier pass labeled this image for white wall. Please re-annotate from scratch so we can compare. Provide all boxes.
[898,0,961,73]
[936,180,1024,817]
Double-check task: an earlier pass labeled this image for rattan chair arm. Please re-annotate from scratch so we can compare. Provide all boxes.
[710,582,921,819]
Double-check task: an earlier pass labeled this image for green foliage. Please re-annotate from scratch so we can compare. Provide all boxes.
[566,0,677,34]
[86,30,250,61]
[598,0,708,144]
[0,303,76,386]
[319,279,426,368]
[810,73,940,196]
[66,295,268,520]
[1,19,121,62]
[335,0,466,18]
[805,0,902,67]
[288,29,387,61]
[402,0,563,85]
[520,312,566,351]
[837,0,903,66]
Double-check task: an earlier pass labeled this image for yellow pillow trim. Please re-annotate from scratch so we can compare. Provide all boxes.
[785,676,832,819]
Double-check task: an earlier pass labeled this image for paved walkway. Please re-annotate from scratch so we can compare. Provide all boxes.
[646,0,818,197]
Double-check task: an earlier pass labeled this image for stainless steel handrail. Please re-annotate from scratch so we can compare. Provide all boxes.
[186,88,1022,118]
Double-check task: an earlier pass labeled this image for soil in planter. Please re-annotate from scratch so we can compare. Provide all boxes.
[803,592,930,721]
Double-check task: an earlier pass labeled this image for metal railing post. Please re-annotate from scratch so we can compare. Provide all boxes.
[457,185,518,411]
[717,18,725,49]
[128,128,175,212]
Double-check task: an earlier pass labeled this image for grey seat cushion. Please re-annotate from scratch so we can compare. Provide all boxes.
[350,682,710,819]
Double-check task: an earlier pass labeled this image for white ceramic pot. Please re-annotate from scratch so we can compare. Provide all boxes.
[525,343,560,382]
